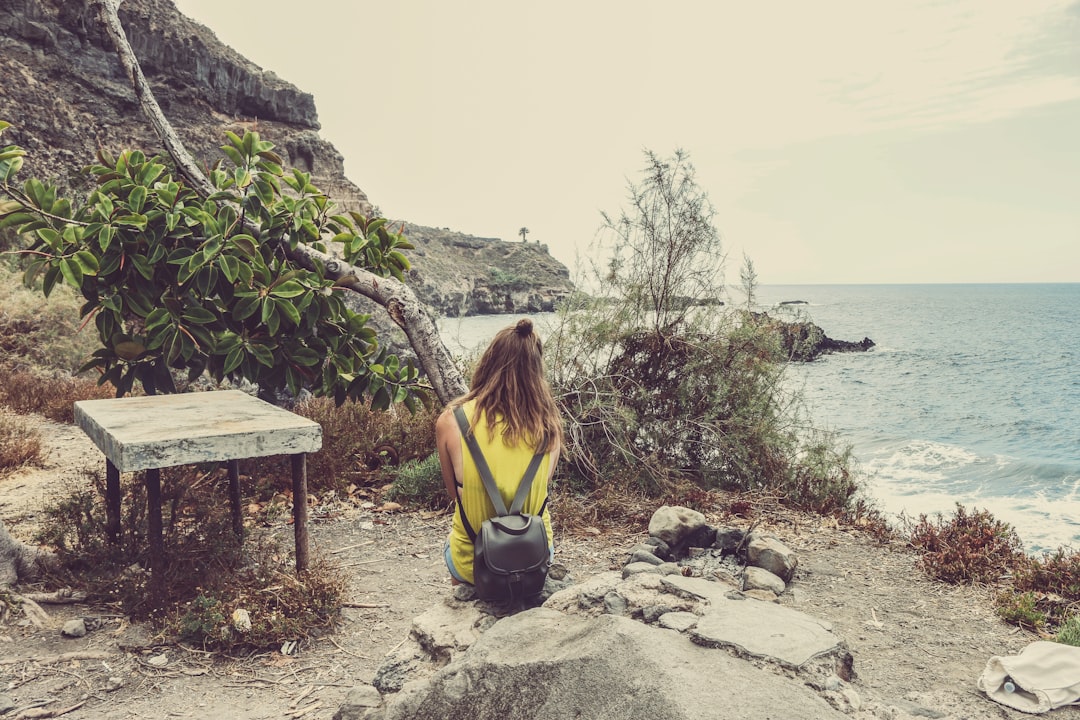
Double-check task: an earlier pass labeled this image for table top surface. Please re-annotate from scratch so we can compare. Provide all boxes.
[74,390,323,470]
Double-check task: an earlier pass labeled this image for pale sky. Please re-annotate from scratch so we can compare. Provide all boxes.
[171,0,1080,284]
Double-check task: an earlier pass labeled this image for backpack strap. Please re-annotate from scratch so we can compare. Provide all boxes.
[453,405,546,520]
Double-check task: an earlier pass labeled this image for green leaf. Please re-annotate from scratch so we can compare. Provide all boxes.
[114,340,146,360]
[274,297,301,327]
[216,332,242,352]
[145,308,172,331]
[114,214,147,229]
[249,343,275,368]
[130,254,154,281]
[137,162,166,187]
[97,225,115,251]
[370,386,392,411]
[128,185,147,213]
[59,257,82,287]
[73,250,100,276]
[264,301,281,336]
[289,347,322,367]
[232,294,260,321]
[35,227,60,250]
[42,266,60,297]
[217,255,239,283]
[230,234,258,258]
[269,280,306,299]
[165,330,184,365]
[182,306,217,325]
[0,154,23,182]
[223,346,243,374]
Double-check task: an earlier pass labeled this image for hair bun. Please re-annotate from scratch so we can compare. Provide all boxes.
[515,318,533,337]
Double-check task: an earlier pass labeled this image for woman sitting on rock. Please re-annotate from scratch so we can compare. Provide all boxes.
[435,318,563,587]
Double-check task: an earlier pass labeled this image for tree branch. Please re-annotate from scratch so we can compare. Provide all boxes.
[89,0,466,403]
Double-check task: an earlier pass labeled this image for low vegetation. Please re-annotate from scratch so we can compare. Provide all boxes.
[0,411,42,473]
[907,503,1080,644]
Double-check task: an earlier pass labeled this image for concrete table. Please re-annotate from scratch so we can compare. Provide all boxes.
[74,390,323,599]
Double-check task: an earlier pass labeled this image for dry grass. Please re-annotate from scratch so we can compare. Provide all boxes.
[0,265,99,373]
[0,365,115,422]
[246,397,439,494]
[0,410,43,473]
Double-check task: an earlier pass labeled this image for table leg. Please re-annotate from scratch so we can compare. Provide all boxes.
[105,460,121,545]
[145,468,165,603]
[228,459,243,538]
[291,453,309,572]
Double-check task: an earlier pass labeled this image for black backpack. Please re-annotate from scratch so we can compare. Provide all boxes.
[453,407,550,602]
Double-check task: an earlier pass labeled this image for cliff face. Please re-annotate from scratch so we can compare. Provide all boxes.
[403,225,572,317]
[0,0,572,315]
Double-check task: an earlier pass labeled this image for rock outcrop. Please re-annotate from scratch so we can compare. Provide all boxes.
[401,224,572,318]
[335,507,865,720]
[751,312,874,361]
[0,0,572,316]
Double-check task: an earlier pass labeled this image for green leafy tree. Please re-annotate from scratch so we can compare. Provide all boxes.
[0,120,424,410]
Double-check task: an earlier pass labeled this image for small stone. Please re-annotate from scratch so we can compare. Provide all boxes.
[622,562,661,579]
[712,527,745,555]
[332,684,383,720]
[0,693,15,715]
[743,566,786,595]
[231,608,252,632]
[61,619,87,638]
[452,584,476,601]
[547,562,569,581]
[602,592,628,615]
[841,686,862,711]
[146,653,168,667]
[642,537,671,560]
[104,676,124,692]
[628,549,663,566]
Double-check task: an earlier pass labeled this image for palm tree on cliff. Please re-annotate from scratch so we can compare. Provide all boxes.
[519,227,529,243]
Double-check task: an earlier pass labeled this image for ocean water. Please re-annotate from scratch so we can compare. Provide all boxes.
[437,284,1080,551]
[758,283,1080,553]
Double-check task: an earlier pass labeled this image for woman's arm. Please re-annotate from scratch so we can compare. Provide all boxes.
[435,408,463,504]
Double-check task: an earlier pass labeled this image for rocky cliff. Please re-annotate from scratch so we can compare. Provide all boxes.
[0,0,572,316]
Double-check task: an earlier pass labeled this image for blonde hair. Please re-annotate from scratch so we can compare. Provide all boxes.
[454,318,563,453]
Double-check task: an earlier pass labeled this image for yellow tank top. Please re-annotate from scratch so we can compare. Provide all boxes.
[447,400,554,584]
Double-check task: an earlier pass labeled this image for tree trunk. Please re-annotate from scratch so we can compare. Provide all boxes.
[90,0,467,404]
[0,521,55,587]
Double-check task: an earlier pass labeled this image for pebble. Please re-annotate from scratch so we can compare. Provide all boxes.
[61,619,87,638]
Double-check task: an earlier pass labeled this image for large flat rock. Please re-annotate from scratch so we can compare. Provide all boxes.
[377,608,848,720]
[690,595,843,668]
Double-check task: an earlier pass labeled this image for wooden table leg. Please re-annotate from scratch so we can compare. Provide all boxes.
[291,453,309,572]
[105,460,121,545]
[145,468,165,604]
[228,459,243,538]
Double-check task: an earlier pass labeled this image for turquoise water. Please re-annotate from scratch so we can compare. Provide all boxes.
[438,284,1080,551]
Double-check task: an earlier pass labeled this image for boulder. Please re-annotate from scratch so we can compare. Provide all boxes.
[743,566,787,595]
[647,506,707,548]
[747,534,798,582]
[372,608,849,720]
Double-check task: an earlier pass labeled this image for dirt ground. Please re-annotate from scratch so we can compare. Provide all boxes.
[2,414,1076,720]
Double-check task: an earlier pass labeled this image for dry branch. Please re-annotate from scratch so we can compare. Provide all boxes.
[0,650,113,667]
